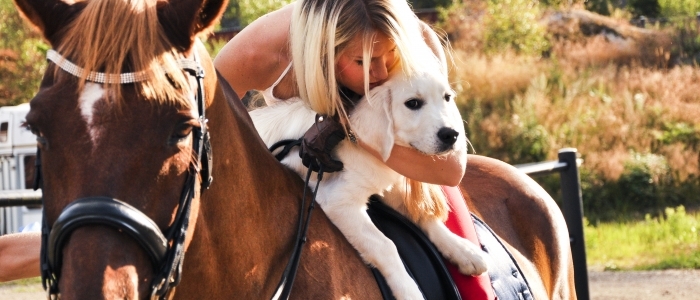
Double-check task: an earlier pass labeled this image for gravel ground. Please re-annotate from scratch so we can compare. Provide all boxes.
[2,269,700,299]
[588,269,700,300]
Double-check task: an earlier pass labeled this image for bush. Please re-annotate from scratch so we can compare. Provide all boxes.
[669,19,700,65]
[629,0,661,18]
[225,0,293,28]
[585,0,612,16]
[483,0,550,55]
[410,0,455,9]
[658,0,700,18]
[579,152,700,222]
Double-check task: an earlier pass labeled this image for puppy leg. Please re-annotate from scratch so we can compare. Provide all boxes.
[418,217,489,275]
[321,201,425,300]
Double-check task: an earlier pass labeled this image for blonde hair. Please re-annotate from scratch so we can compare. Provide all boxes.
[57,0,191,105]
[289,0,431,123]
[290,0,448,220]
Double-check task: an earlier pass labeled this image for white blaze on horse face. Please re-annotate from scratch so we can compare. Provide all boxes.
[79,83,105,146]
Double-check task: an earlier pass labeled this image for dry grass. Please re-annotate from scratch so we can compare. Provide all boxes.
[441,4,700,184]
[451,46,700,181]
[450,51,543,104]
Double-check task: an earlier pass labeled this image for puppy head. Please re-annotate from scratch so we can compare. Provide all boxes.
[350,69,466,161]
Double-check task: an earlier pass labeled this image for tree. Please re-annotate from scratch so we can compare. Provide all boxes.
[0,0,48,107]
[629,0,661,18]
[221,0,293,28]
[586,0,612,16]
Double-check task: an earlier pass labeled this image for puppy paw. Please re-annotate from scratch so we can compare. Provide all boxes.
[386,273,425,300]
[439,237,489,276]
[456,247,489,275]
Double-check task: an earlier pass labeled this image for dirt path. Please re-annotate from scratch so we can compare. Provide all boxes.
[2,269,700,299]
[589,269,700,300]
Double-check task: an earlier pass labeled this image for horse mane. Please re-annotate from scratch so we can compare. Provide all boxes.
[57,0,190,106]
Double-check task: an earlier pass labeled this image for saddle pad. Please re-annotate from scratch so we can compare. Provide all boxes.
[472,215,534,300]
[367,197,461,300]
[366,196,533,300]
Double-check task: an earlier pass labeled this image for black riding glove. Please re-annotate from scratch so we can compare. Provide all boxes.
[299,114,346,173]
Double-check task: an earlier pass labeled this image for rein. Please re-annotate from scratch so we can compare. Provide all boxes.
[35,49,212,300]
[267,139,323,300]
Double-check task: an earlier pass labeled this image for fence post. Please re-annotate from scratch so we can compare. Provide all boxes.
[558,148,589,300]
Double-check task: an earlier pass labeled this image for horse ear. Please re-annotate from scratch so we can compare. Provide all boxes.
[350,86,395,162]
[12,0,85,46]
[158,0,228,51]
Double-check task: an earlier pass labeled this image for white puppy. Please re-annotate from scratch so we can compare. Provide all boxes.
[250,68,488,300]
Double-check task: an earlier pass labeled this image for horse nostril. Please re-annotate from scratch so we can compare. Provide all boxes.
[437,127,459,146]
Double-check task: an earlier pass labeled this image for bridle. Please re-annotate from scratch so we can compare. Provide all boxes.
[35,48,213,300]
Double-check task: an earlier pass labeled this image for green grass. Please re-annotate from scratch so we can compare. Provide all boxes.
[0,276,42,290]
[585,206,700,270]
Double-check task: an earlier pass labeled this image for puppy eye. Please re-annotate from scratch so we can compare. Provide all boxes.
[444,93,453,102]
[404,99,424,110]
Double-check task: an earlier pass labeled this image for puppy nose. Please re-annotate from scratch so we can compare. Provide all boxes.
[437,127,459,146]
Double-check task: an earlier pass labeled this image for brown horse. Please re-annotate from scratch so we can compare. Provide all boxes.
[14,0,575,299]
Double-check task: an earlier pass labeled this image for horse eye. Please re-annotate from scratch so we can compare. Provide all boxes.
[170,123,194,145]
[404,99,424,110]
[22,122,39,135]
[22,122,48,147]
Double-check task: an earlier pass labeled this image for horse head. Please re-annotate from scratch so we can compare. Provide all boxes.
[15,0,227,298]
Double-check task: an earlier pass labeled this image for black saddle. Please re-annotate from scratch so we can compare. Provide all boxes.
[367,196,533,300]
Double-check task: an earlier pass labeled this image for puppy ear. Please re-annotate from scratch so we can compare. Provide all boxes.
[376,92,395,161]
[350,86,395,162]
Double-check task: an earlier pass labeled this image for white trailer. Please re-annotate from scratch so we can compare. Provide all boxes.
[0,103,42,235]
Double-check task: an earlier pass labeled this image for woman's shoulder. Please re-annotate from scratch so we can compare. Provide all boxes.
[242,3,294,50]
[213,3,295,96]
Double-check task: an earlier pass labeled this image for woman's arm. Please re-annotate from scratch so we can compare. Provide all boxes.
[0,232,41,282]
[359,140,467,187]
[213,3,295,99]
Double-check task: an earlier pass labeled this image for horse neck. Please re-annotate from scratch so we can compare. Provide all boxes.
[179,80,307,297]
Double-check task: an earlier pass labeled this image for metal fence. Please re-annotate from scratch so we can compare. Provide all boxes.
[516,148,589,300]
[0,189,42,235]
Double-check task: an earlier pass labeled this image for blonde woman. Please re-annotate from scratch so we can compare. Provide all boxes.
[215,0,494,298]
